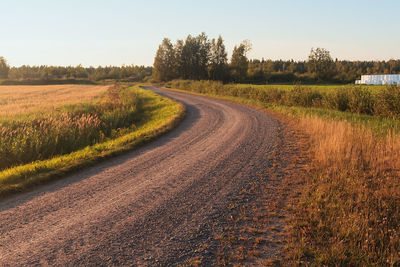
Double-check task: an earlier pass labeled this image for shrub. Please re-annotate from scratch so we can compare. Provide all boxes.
[287,85,324,108]
[347,86,375,115]
[324,87,350,111]
[375,85,400,118]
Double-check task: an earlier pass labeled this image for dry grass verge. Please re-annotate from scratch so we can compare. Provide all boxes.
[286,117,400,266]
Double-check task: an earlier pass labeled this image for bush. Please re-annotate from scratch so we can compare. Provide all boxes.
[287,85,324,108]
[375,85,400,118]
[324,87,350,111]
[347,86,375,115]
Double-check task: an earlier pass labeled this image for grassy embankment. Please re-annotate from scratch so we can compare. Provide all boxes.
[0,84,184,198]
[168,80,400,266]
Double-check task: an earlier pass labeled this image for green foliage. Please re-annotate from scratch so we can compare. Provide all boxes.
[375,85,400,118]
[154,34,400,84]
[153,38,177,81]
[153,33,230,82]
[175,33,212,80]
[5,64,152,82]
[346,86,375,114]
[0,57,10,79]
[287,85,323,107]
[208,35,228,81]
[324,87,351,111]
[308,47,336,81]
[230,40,252,83]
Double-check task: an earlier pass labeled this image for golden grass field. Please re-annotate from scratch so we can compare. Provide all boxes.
[0,84,109,117]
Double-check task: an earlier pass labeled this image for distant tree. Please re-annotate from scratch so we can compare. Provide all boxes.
[175,33,211,80]
[0,57,10,79]
[153,38,177,81]
[388,59,400,74]
[247,59,264,83]
[230,40,252,82]
[176,35,194,79]
[208,35,228,81]
[308,47,336,81]
[195,32,211,80]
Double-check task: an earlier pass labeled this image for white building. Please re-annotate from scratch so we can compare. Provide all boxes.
[355,74,400,85]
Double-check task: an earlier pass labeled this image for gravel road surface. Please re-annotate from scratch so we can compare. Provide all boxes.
[0,87,280,266]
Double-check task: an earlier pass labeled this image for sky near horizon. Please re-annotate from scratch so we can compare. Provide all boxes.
[1,0,399,67]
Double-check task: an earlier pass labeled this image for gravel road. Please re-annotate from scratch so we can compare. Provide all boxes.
[0,87,280,266]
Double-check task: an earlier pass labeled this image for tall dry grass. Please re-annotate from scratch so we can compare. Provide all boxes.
[288,117,400,265]
[0,84,142,171]
[0,84,108,117]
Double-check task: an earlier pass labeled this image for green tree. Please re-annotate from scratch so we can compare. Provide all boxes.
[209,35,228,81]
[308,48,335,81]
[230,40,252,82]
[195,32,211,80]
[176,33,211,80]
[0,57,10,79]
[153,38,177,81]
[177,35,196,79]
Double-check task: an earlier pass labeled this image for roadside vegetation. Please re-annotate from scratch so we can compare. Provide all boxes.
[167,80,400,266]
[170,80,400,120]
[0,84,184,197]
[286,116,399,266]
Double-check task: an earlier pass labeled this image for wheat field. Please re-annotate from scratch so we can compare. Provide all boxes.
[0,84,145,171]
[0,84,109,117]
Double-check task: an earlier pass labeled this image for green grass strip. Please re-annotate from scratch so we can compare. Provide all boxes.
[166,86,400,134]
[0,86,185,198]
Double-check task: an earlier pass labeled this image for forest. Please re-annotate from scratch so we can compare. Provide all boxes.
[153,33,400,84]
[0,57,152,83]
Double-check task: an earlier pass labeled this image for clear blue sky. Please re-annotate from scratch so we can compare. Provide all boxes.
[1,0,399,67]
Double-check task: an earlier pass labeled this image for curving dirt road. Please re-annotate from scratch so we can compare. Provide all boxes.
[0,87,281,266]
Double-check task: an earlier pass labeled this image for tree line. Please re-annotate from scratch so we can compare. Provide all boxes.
[153,33,400,84]
[0,57,152,82]
[2,36,400,84]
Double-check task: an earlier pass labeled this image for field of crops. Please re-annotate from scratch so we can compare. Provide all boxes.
[0,84,109,119]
